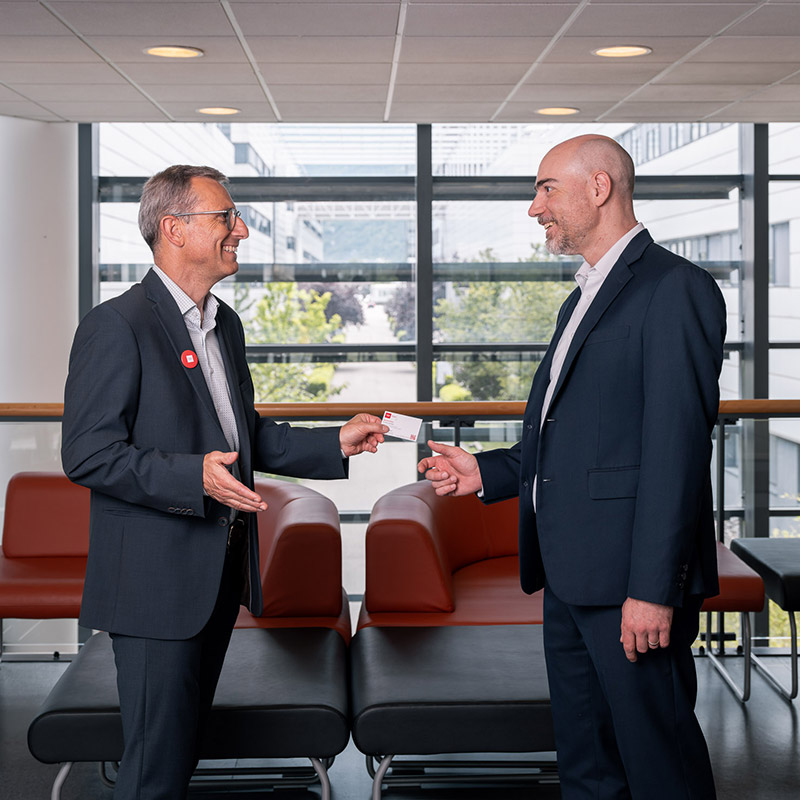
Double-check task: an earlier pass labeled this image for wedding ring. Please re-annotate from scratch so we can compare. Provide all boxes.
[647,639,659,648]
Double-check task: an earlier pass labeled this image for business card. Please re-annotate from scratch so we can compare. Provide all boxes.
[382,410,423,442]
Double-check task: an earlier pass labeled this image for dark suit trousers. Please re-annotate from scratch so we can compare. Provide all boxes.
[543,585,716,800]
[110,533,245,800]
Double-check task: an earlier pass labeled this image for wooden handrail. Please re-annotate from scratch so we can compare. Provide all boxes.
[2,400,800,419]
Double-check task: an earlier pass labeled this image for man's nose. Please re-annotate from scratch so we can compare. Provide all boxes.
[528,195,541,218]
[232,217,249,240]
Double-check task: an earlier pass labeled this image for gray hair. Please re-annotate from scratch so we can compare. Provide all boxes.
[138,164,228,252]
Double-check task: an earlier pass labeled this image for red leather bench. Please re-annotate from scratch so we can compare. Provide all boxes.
[0,472,90,656]
[358,481,541,629]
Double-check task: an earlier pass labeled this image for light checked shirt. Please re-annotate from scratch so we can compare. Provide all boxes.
[152,265,240,454]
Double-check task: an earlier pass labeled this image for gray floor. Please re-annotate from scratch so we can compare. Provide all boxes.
[1,653,798,800]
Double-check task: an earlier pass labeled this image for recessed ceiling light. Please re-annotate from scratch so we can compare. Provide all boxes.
[536,107,580,116]
[592,45,652,58]
[196,107,241,116]
[145,45,204,59]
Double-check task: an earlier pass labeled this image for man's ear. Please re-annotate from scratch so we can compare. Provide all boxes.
[591,170,612,206]
[159,215,185,248]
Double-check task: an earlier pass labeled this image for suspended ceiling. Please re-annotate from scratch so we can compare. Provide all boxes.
[1,0,799,124]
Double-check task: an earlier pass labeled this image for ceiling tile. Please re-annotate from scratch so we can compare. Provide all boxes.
[0,101,64,121]
[707,101,800,121]
[511,83,640,102]
[392,84,514,102]
[161,100,278,120]
[526,62,666,84]
[727,4,800,37]
[247,36,395,63]
[631,83,756,102]
[121,62,259,85]
[11,82,147,102]
[396,62,528,84]
[400,36,549,63]
[389,101,502,122]
[40,99,170,121]
[603,100,732,119]
[260,63,391,84]
[0,1,75,35]
[278,101,385,121]
[269,84,388,102]
[656,62,798,85]
[46,2,230,36]
[745,84,800,103]
[566,3,756,37]
[0,35,101,61]
[140,84,268,102]
[689,35,800,63]
[0,62,126,84]
[404,3,576,37]
[229,2,399,36]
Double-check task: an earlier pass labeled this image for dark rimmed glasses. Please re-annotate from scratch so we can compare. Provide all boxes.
[170,207,242,231]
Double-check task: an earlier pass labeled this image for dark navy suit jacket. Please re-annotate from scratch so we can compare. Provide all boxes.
[477,230,726,608]
[62,269,346,640]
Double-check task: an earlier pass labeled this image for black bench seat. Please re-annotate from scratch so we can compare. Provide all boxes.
[28,628,349,799]
[350,624,555,800]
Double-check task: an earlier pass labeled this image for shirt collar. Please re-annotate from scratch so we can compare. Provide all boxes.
[573,222,645,288]
[151,265,219,326]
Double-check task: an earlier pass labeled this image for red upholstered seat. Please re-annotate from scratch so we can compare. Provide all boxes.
[0,472,90,621]
[702,542,764,613]
[0,472,349,642]
[358,481,541,630]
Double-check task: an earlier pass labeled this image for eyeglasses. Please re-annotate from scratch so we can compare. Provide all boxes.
[170,207,242,231]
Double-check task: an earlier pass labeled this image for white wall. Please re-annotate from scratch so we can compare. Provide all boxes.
[0,116,79,402]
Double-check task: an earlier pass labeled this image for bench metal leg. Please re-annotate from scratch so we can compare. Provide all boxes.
[309,757,331,800]
[751,611,798,700]
[51,762,73,800]
[371,754,394,800]
[704,611,752,702]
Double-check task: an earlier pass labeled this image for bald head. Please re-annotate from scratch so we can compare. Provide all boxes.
[529,134,639,265]
[548,134,635,198]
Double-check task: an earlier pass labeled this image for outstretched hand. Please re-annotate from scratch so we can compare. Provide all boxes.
[340,413,387,457]
[203,450,267,513]
[417,440,483,496]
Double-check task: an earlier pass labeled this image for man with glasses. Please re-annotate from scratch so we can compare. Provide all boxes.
[62,165,386,800]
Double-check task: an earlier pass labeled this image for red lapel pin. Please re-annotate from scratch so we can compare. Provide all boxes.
[181,350,199,369]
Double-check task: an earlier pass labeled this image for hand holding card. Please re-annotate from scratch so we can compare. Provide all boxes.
[382,411,423,442]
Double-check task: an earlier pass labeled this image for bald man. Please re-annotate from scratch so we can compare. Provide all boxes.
[419,135,724,799]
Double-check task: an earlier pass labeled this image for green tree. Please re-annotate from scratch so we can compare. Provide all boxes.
[434,245,572,401]
[236,283,345,402]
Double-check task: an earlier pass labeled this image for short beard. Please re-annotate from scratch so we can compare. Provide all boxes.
[544,229,580,256]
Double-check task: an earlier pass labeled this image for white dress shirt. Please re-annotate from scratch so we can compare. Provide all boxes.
[152,266,240,453]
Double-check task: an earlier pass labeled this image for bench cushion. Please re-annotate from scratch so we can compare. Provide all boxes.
[350,624,553,756]
[358,556,543,629]
[28,627,350,764]
[701,542,764,613]
[730,538,800,611]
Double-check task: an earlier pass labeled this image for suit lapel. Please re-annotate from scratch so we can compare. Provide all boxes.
[142,269,224,435]
[547,230,650,410]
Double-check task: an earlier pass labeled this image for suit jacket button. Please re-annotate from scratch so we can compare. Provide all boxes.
[526,423,533,430]
[186,509,194,516]
[218,517,229,527]
[168,506,176,513]
[542,478,552,483]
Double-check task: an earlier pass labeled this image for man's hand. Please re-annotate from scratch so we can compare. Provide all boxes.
[620,597,673,663]
[339,414,387,457]
[203,451,267,513]
[417,440,483,496]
